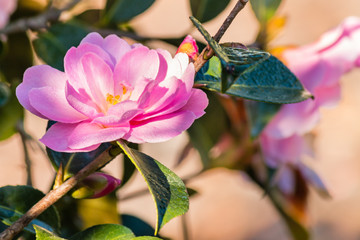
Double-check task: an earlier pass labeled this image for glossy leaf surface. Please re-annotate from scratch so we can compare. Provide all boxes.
[0,186,60,234]
[34,225,65,240]
[117,140,188,235]
[104,0,155,24]
[69,224,135,240]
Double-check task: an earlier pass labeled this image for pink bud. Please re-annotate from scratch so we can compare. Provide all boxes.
[176,35,199,61]
[72,172,121,199]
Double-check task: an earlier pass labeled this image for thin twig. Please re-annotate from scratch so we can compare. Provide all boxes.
[193,0,249,72]
[0,0,80,35]
[16,121,33,186]
[0,145,121,240]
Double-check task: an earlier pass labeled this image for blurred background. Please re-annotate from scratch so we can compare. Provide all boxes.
[2,0,360,239]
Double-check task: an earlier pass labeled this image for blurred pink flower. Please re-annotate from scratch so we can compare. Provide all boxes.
[0,0,16,29]
[260,16,360,166]
[17,32,208,152]
[72,172,121,199]
[176,35,199,61]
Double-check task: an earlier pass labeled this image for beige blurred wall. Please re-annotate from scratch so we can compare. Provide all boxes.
[2,0,360,239]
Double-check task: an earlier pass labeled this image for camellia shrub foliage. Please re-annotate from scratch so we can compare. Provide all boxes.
[0,0,360,239]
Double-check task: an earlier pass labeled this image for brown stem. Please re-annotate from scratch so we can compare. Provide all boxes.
[193,0,249,72]
[0,0,80,35]
[0,145,122,240]
[17,121,33,186]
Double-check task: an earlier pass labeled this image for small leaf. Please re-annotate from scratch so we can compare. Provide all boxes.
[250,0,283,25]
[33,21,89,71]
[69,224,135,240]
[103,0,155,25]
[190,0,231,23]
[0,186,60,234]
[117,140,189,235]
[34,225,65,240]
[244,100,281,138]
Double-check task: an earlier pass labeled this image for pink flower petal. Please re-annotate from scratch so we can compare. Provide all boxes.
[113,47,160,99]
[66,82,102,118]
[64,43,114,93]
[180,89,208,118]
[81,52,114,111]
[16,65,86,122]
[124,111,196,143]
[92,100,143,127]
[41,121,129,152]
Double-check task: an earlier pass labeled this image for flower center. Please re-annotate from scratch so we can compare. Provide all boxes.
[105,85,131,106]
[106,94,121,105]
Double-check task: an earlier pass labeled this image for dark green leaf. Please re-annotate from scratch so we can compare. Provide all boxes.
[69,224,135,240]
[103,0,155,25]
[250,0,282,24]
[0,83,24,141]
[33,21,89,71]
[244,100,281,138]
[121,214,155,237]
[0,33,33,81]
[34,225,65,240]
[117,141,189,235]
[0,186,60,234]
[46,141,112,180]
[196,55,312,104]
[120,144,137,188]
[190,0,231,23]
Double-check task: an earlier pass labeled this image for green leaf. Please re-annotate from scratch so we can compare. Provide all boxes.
[121,214,155,237]
[190,0,231,23]
[244,100,281,138]
[69,224,135,240]
[250,0,282,24]
[103,0,155,25]
[117,140,189,235]
[33,21,89,71]
[120,144,137,188]
[0,83,24,141]
[0,186,60,234]
[196,55,312,104]
[34,225,66,240]
[0,33,33,81]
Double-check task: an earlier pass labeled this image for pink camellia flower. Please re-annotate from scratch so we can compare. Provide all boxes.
[260,16,360,167]
[16,32,208,152]
[71,172,121,199]
[0,0,16,29]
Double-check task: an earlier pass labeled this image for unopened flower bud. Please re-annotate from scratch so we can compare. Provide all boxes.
[72,172,121,199]
[176,35,199,61]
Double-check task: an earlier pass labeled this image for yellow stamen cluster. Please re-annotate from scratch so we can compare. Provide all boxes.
[106,94,121,105]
